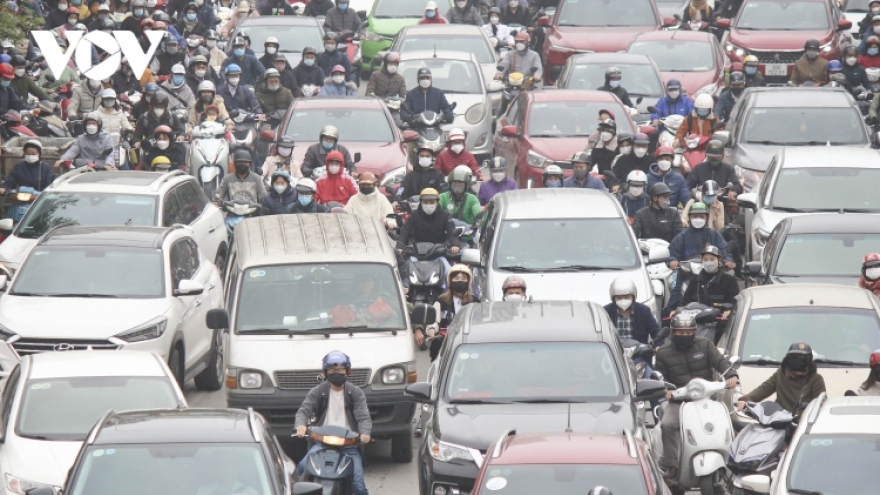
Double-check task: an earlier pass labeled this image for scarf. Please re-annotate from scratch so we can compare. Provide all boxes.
[859,275,880,296]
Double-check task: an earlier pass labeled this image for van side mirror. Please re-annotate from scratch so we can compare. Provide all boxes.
[293,482,324,495]
[712,130,731,147]
[354,152,361,163]
[174,279,204,296]
[405,382,432,403]
[206,308,230,330]
[26,488,56,495]
[260,130,276,142]
[740,474,770,494]
[743,261,763,278]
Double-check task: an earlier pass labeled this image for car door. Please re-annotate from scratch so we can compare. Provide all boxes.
[169,238,209,370]
[472,201,498,298]
[168,182,225,267]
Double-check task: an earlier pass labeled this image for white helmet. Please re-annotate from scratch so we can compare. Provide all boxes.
[694,93,713,110]
[296,178,317,193]
[426,0,437,8]
[626,170,647,185]
[609,277,637,299]
[100,88,116,99]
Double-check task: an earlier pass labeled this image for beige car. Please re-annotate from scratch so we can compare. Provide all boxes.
[716,283,880,425]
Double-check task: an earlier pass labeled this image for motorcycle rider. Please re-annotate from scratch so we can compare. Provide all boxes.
[619,170,649,223]
[139,125,186,171]
[302,125,356,177]
[345,172,395,228]
[221,37,266,87]
[111,58,144,95]
[397,187,462,275]
[564,152,607,190]
[318,32,355,83]
[324,0,364,37]
[859,1,880,35]
[315,150,358,205]
[293,47,326,92]
[435,129,481,177]
[500,0,529,25]
[714,71,744,123]
[186,55,221,94]
[650,79,694,128]
[655,312,738,482]
[597,67,633,108]
[218,64,264,115]
[0,140,55,194]
[682,180,725,231]
[161,63,196,109]
[859,252,880,296]
[542,164,564,188]
[178,2,208,36]
[501,275,527,301]
[151,35,186,77]
[304,0,334,16]
[401,68,455,124]
[430,264,479,359]
[270,54,301,96]
[843,46,870,93]
[290,178,331,213]
[737,342,826,413]
[680,0,714,25]
[674,93,717,148]
[294,351,371,495]
[319,64,358,96]
[46,0,72,28]
[419,1,448,24]
[262,135,302,183]
[57,112,116,170]
[121,0,149,34]
[483,7,513,48]
[612,132,653,178]
[742,55,766,87]
[215,148,268,205]
[855,349,880,396]
[603,277,660,345]
[256,68,294,114]
[366,52,406,98]
[647,146,689,207]
[585,119,619,173]
[9,56,48,102]
[862,35,880,70]
[495,32,543,83]
[68,78,104,117]
[190,81,232,127]
[96,89,133,144]
[478,156,516,205]
[204,30,227,72]
[261,169,297,215]
[134,93,186,148]
[681,245,739,319]
[791,39,829,85]
[632,183,684,243]
[260,0,295,15]
[446,0,481,26]
[439,165,481,225]
[685,140,742,197]
[395,143,447,202]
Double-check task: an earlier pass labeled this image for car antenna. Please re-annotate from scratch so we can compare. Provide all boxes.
[565,403,572,433]
[433,44,437,58]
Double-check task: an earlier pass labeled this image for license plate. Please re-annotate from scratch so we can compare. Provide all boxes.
[765,63,788,77]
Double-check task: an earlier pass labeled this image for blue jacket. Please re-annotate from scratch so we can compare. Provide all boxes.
[562,174,607,191]
[603,301,662,346]
[221,54,266,87]
[318,79,358,96]
[669,226,732,263]
[0,85,25,115]
[647,164,690,208]
[4,161,55,191]
[619,192,649,219]
[402,86,454,123]
[198,2,217,27]
[216,83,263,113]
[714,89,738,122]
[261,186,297,214]
[650,94,695,121]
[316,50,355,83]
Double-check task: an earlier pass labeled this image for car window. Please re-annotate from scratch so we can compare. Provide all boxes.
[170,238,200,289]
[775,233,880,277]
[225,250,239,308]
[399,35,495,64]
[169,184,202,225]
[527,101,635,137]
[262,423,287,489]
[235,22,324,53]
[556,0,657,27]
[162,189,183,227]
[185,181,209,217]
[769,167,880,211]
[787,434,880,493]
[562,62,663,96]
[737,0,830,30]
[629,40,715,72]
[762,222,784,268]
[17,193,158,239]
[0,365,20,437]
[285,108,394,143]
[477,464,649,495]
[742,107,867,146]
[373,0,431,17]
[757,156,777,205]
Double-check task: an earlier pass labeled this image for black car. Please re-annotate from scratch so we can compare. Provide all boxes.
[744,212,880,287]
[34,408,321,495]
[405,300,666,495]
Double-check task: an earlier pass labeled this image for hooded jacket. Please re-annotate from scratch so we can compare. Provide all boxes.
[68,83,103,117]
[619,192,649,221]
[842,62,869,90]
[3,160,55,191]
[317,50,354,83]
[60,131,116,166]
[631,204,683,242]
[477,177,516,205]
[345,188,394,221]
[216,170,268,203]
[597,83,633,108]
[669,225,732,263]
[318,77,358,96]
[714,88,739,122]
[655,336,736,388]
[303,0,334,16]
[315,151,358,205]
[302,143,355,177]
[152,51,187,77]
[445,2,482,25]
[255,84,294,113]
[0,84,24,116]
[682,268,740,307]
[220,55,267,87]
[396,166,447,200]
[790,56,829,85]
[293,61,326,88]
[261,184,297,215]
[686,160,743,193]
[435,145,479,176]
[96,106,133,143]
[324,6,364,34]
[366,68,406,99]
[647,164,690,208]
[501,4,530,26]
[611,152,653,179]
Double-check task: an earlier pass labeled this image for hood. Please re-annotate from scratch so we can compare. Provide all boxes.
[732,142,780,172]
[728,28,831,51]
[435,401,635,449]
[293,141,406,181]
[3,437,82,487]
[549,26,649,52]
[0,297,170,339]
[488,269,652,307]
[369,17,420,36]
[661,71,718,95]
[770,275,859,286]
[528,137,590,162]
[0,235,37,271]
[738,366,862,399]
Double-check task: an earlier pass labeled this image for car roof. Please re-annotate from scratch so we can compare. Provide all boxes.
[455,301,608,344]
[494,189,623,220]
[401,24,484,35]
[743,284,878,310]
[529,89,623,104]
[493,432,639,465]
[399,50,478,63]
[38,225,174,249]
[810,396,880,435]
[26,350,168,379]
[50,170,185,195]
[94,409,257,444]
[568,53,654,65]
[631,29,715,42]
[292,96,386,110]
[783,213,880,235]
[749,87,854,107]
[237,16,321,27]
[779,147,880,168]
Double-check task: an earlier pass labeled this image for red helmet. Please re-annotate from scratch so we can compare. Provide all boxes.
[871,349,880,368]
[154,125,173,137]
[0,63,14,81]
[655,146,674,157]
[863,252,880,274]
[67,6,79,14]
[730,61,744,72]
[514,31,530,42]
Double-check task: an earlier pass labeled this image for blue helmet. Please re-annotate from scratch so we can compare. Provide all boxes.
[828,60,842,72]
[144,82,159,94]
[0,54,9,64]
[322,350,351,370]
[225,63,242,75]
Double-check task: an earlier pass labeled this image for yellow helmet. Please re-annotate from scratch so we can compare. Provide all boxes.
[508,72,525,87]
[743,55,759,65]
[151,155,172,170]
[420,188,440,200]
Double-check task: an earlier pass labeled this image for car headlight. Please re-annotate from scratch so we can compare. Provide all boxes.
[754,228,770,248]
[428,431,477,464]
[238,371,263,389]
[114,317,167,343]
[526,149,552,168]
[380,166,406,187]
[382,367,405,384]
[364,30,387,42]
[5,474,57,495]
[820,40,833,54]
[686,381,706,400]
[465,103,485,125]
[693,82,718,98]
[724,42,748,59]
[735,164,761,192]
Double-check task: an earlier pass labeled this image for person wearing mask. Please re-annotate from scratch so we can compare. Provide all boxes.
[439,165,481,225]
[318,64,358,96]
[139,125,187,170]
[302,125,356,177]
[741,56,766,87]
[270,53,301,96]
[190,81,233,127]
[685,140,742,197]
[619,170,649,223]
[111,58,144,95]
[134,93,186,148]
[646,146,690,207]
[611,132,653,178]
[46,0,72,28]
[674,93,717,148]
[682,180,725,231]
[495,32,543,83]
[217,64,263,115]
[131,82,160,121]
[603,278,661,345]
[854,349,880,396]
[68,78,104,117]
[0,140,55,194]
[366,52,406,98]
[424,264,479,359]
[419,0,447,24]
[258,37,281,69]
[500,0,529,27]
[262,135,302,183]
[680,0,713,25]
[260,0,294,15]
[294,351,371,495]
[196,0,217,28]
[304,0,334,16]
[862,36,880,71]
[185,55,221,94]
[85,3,110,31]
[791,39,829,85]
[289,178,331,213]
[122,0,149,35]
[860,15,880,54]
[446,0,481,26]
[478,156,516,205]
[655,313,738,481]
[57,112,116,170]
[501,275,527,301]
[96,89,133,144]
[597,67,633,108]
[324,0,364,36]
[204,30,227,72]
[315,150,358,205]
[607,132,633,189]
[563,152,607,191]
[681,245,739,317]
[434,129,480,177]
[215,149,268,204]
[0,63,23,117]
[650,79,694,128]
[401,68,455,124]
[256,68,294,113]
[585,119,619,173]
[177,2,208,37]
[632,183,684,242]
[8,56,48,102]
[541,164,564,188]
[317,32,355,83]
[714,71,745,123]
[160,63,196,110]
[261,169,297,215]
[842,46,870,93]
[293,46,326,90]
[482,7,513,48]
[395,143,447,202]
[860,1,880,35]
[859,252,880,296]
[345,172,395,227]
[150,35,186,77]
[221,37,266,87]
[397,188,462,284]
[737,343,825,413]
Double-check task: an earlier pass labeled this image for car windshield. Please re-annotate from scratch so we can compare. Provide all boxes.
[235,263,406,333]
[11,247,164,298]
[739,307,880,365]
[845,0,873,12]
[446,342,622,402]
[736,0,830,30]
[556,0,657,27]
[16,192,158,239]
[774,233,880,277]
[494,219,639,270]
[528,101,635,137]
[788,434,880,494]
[628,40,715,72]
[400,59,482,94]
[68,444,273,495]
[236,23,323,52]
[374,0,428,17]
[742,108,867,146]
[562,62,663,96]
[479,465,649,495]
[400,35,495,64]
[769,167,880,211]
[285,108,394,143]
[16,376,178,441]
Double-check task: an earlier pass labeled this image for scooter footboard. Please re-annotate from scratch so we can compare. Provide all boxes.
[692,450,726,477]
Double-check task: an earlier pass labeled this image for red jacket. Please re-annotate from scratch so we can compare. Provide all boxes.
[435,147,480,177]
[316,151,358,205]
[419,15,448,24]
[859,54,880,69]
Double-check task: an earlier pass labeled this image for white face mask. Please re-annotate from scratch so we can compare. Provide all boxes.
[156,140,170,150]
[600,131,613,142]
[703,260,719,273]
[332,74,345,84]
[667,90,680,99]
[206,40,217,48]
[266,46,277,54]
[268,83,280,91]
[690,217,706,229]
[274,184,287,194]
[867,267,880,280]
[450,143,464,154]
[278,147,293,157]
[503,294,524,301]
[13,68,24,77]
[386,65,398,74]
[195,69,206,77]
[418,156,432,167]
[846,57,858,66]
[490,16,499,24]
[85,124,98,134]
[515,42,526,52]
[629,186,643,197]
[24,154,39,164]
[154,108,165,117]
[491,172,505,182]
[615,298,633,311]
[619,146,631,155]
[509,0,518,5]
[419,79,431,89]
[657,159,671,171]
[634,147,647,158]
[328,164,340,174]
[422,203,437,214]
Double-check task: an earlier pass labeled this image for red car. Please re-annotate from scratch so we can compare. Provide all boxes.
[627,30,729,98]
[493,90,653,188]
[472,431,671,495]
[542,0,677,84]
[716,0,852,85]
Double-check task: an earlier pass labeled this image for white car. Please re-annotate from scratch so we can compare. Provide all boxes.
[0,169,227,276]
[0,349,186,495]
[0,225,225,389]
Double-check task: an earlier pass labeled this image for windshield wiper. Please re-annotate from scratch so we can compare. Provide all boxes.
[749,140,788,145]
[239,327,292,334]
[497,265,536,272]
[43,293,120,298]
[449,398,512,404]
[780,141,829,146]
[510,398,584,403]
[543,265,624,272]
[788,489,824,495]
[814,358,860,366]
[316,325,400,335]
[9,292,48,297]
[529,133,585,138]
[742,358,782,365]
[769,206,807,213]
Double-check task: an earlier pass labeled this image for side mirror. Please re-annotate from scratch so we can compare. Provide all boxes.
[639,125,656,136]
[712,130,731,147]
[727,355,742,371]
[0,218,13,231]
[838,19,853,31]
[405,382,432,403]
[740,474,770,494]
[461,248,482,266]
[206,308,230,330]
[26,488,56,495]
[662,16,678,27]
[500,125,520,138]
[737,192,758,211]
[354,152,361,164]
[743,261,763,277]
[496,64,506,72]
[487,80,504,92]
[260,129,275,142]
[402,130,419,142]
[0,274,8,290]
[635,96,643,105]
[635,379,667,401]
[293,482,324,495]
[651,279,664,297]
[648,245,670,264]
[174,279,204,296]
[646,105,658,114]
[356,9,367,20]
[715,18,731,29]
[411,303,437,328]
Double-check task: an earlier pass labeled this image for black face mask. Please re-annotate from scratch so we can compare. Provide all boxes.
[673,334,694,350]
[235,164,250,174]
[731,87,743,96]
[201,94,213,103]
[359,185,375,195]
[450,280,469,293]
[708,158,722,167]
[326,372,347,386]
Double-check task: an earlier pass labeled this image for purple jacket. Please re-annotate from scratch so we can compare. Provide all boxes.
[478,178,517,205]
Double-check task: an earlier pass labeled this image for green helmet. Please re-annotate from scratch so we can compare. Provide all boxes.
[689,202,709,216]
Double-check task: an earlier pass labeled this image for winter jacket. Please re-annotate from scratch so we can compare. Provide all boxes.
[500,5,530,26]
[261,185,297,214]
[435,147,479,176]
[198,2,216,27]
[586,132,619,172]
[603,301,660,345]
[668,226,732,263]
[315,163,358,205]
[790,56,828,86]
[859,54,880,69]
[744,71,766,88]
[563,174,607,191]
[682,269,740,307]
[177,18,208,37]
[0,84,22,116]
[189,96,233,128]
[318,77,358,96]
[140,145,187,171]
[294,381,372,435]
[221,55,266,87]
[345,189,394,221]
[293,62,326,88]
[655,337,736,389]
[675,110,718,144]
[482,23,514,45]
[631,205,684,243]
[152,51,187,76]
[111,73,143,95]
[647,164,690,207]
[611,152,653,179]
[419,14,448,24]
[45,7,70,29]
[744,369,825,413]
[324,6,364,34]
[10,75,48,102]
[714,89,738,122]
[255,85,294,113]
[402,86,455,123]
[215,171,268,203]
[302,143,355,177]
[478,177,516,205]
[216,83,263,113]
[619,192,649,221]
[317,50,355,83]
[365,69,406,99]
[842,62,870,90]
[446,4,482,25]
[185,67,222,95]
[439,190,481,224]
[650,94,694,121]
[96,106,133,144]
[208,46,228,71]
[686,161,743,193]
[60,132,116,166]
[160,81,197,110]
[259,0,295,15]
[38,66,80,92]
[597,83,633,108]
[858,275,880,297]
[134,110,186,143]
[396,168,448,200]
[3,161,55,191]
[497,48,543,80]
[303,0,334,16]
[68,84,103,117]
[290,198,332,213]
[398,205,460,248]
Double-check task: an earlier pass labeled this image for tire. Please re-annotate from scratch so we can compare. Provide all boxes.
[699,472,716,495]
[214,246,227,281]
[194,329,224,391]
[391,430,414,463]
[168,344,185,387]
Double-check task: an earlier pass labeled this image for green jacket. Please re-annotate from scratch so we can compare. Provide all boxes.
[11,75,49,101]
[38,66,80,91]
[744,368,826,413]
[439,190,481,225]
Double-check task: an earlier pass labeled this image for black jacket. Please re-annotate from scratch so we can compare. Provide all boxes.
[500,5,530,26]
[398,206,460,249]
[397,168,448,200]
[842,63,870,90]
[261,186,297,214]
[631,205,683,243]
[597,83,633,108]
[611,153,653,179]
[155,52,187,76]
[304,0,334,16]
[3,161,55,191]
[682,269,740,307]
[745,72,766,88]
[292,62,326,88]
[432,294,480,360]
[134,111,186,143]
[185,67,222,95]
[685,161,743,194]
[602,301,661,345]
[402,86,454,123]
[655,336,736,388]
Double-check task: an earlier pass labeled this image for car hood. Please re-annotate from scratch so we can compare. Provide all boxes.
[434,401,634,449]
[3,437,82,487]
[488,270,652,307]
[732,142,779,172]
[369,17,420,36]
[769,275,859,286]
[292,141,407,180]
[728,29,831,50]
[550,26,651,52]
[661,71,718,94]
[739,366,863,398]
[528,137,593,161]
[446,94,487,120]
[0,297,170,339]
[0,235,37,271]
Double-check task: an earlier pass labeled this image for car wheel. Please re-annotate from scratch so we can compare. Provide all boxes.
[168,344,185,387]
[194,329,224,391]
[391,430,414,463]
[214,246,227,281]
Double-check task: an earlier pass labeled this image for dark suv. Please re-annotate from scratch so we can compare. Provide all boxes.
[405,301,665,495]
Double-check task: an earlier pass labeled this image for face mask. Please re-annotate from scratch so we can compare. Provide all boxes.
[573,168,587,179]
[328,164,340,174]
[68,17,78,25]
[24,154,39,164]
[337,2,348,10]
[228,76,240,86]
[745,65,757,75]
[426,9,435,17]
[545,179,561,188]
[703,260,719,273]
[731,87,743,96]
[304,58,315,66]
[619,146,632,155]
[324,43,336,52]
[0,80,9,88]
[455,0,465,6]
[696,108,710,118]
[629,186,643,197]
[600,131,613,142]
[13,68,24,78]
[846,57,858,66]
[451,184,465,195]
[298,194,313,206]
[273,184,287,194]
[609,80,620,89]
[703,195,715,205]
[668,90,680,99]
[88,79,102,90]
[326,372,347,386]
[134,7,144,15]
[86,124,98,134]
[58,2,68,9]
[690,217,706,229]
[492,172,505,182]
[870,48,880,57]
[172,75,185,85]
[806,50,819,59]
[615,298,633,311]
[235,164,250,174]
[156,139,170,150]
[490,16,499,24]
[386,64,398,74]
[504,294,524,301]
[268,83,280,91]
[418,156,432,168]
[322,140,334,150]
[875,26,880,34]
[266,46,277,54]
[708,156,722,166]
[874,6,880,14]
[450,143,464,154]
[634,147,647,158]
[201,93,213,102]
[422,203,437,214]
[419,79,431,89]
[332,74,345,84]
[278,147,293,157]
[509,0,518,5]
[233,48,245,57]
[185,11,197,20]
[206,39,216,48]
[154,108,165,117]
[866,267,880,280]
[658,199,671,209]
[673,334,694,349]
[515,42,526,52]
[657,159,671,171]
[450,280,469,293]
[166,45,179,54]
[195,68,207,78]
[102,99,115,108]
[359,185,375,195]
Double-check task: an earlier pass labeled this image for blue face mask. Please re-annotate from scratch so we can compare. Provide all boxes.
[134,8,144,15]
[172,75,185,85]
[696,108,710,118]
[703,195,715,205]
[186,12,197,20]
[72,0,81,4]
[304,58,315,66]
[745,66,757,75]
[338,2,347,10]
[298,194,312,206]
[321,140,334,150]
[234,48,245,57]
[545,180,561,188]
[0,80,10,88]
[609,80,620,88]
[426,9,435,17]
[870,48,879,56]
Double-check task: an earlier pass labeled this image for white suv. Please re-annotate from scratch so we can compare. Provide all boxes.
[0,169,227,275]
[0,225,225,389]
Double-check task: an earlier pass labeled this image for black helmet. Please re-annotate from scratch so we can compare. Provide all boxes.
[784,342,814,372]
[787,342,813,356]
[323,31,339,42]
[706,139,724,158]
[303,46,318,56]
[649,182,672,198]
[587,487,612,495]
[488,6,501,15]
[233,148,252,163]
[277,135,295,148]
[605,66,622,79]
[597,118,616,132]
[701,245,722,258]
[571,151,591,164]
[10,54,25,67]
[804,39,820,50]
[701,179,720,197]
[417,68,432,78]
[671,312,696,331]
[616,132,634,144]
[151,92,169,107]
[729,71,746,87]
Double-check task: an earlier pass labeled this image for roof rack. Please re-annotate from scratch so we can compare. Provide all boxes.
[151,169,185,192]
[157,223,188,247]
[247,407,262,443]
[491,428,516,459]
[37,221,80,244]
[804,392,827,434]
[623,429,637,458]
[86,409,116,445]
[51,166,95,188]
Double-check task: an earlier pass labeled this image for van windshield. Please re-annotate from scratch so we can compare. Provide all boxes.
[235,263,406,333]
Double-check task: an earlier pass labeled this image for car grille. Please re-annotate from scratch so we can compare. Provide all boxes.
[750,50,804,64]
[11,338,121,356]
[274,368,372,389]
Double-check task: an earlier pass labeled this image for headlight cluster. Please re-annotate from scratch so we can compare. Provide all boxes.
[364,31,391,43]
[724,42,748,59]
[428,431,477,464]
[239,371,263,389]
[465,103,486,125]
[114,317,167,343]
[380,166,406,187]
[686,380,706,400]
[6,474,57,495]
[381,361,416,384]
[526,150,552,168]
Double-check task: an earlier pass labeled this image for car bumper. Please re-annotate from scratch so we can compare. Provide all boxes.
[228,385,416,437]
[421,454,481,495]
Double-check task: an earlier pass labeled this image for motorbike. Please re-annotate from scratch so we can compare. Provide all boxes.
[406,109,450,153]
[639,238,673,310]
[3,186,40,226]
[295,426,361,495]
[229,109,264,167]
[404,241,448,307]
[20,102,69,137]
[674,302,730,345]
[727,401,794,495]
[0,110,38,138]
[681,133,710,174]
[191,120,230,199]
[385,96,405,129]
[301,84,320,98]
[108,130,133,170]
[222,199,261,237]
[498,65,538,116]
[338,30,362,87]
[657,114,684,149]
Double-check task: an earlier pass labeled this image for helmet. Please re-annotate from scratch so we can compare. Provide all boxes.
[233,148,252,163]
[151,155,172,170]
[224,63,242,75]
[828,60,842,72]
[22,139,41,155]
[100,88,116,99]
[844,45,859,57]
[271,168,292,182]
[67,6,79,14]
[100,18,115,30]
[83,111,101,127]
[605,66,622,79]
[416,141,437,155]
[695,93,713,110]
[597,118,616,132]
[303,46,318,56]
[277,135,295,148]
[804,39,820,50]
[502,275,526,292]
[609,277,637,299]
[152,20,167,30]
[488,6,501,15]
[570,151,591,164]
[706,139,724,158]
[426,0,437,8]
[616,132,634,144]
[154,125,172,137]
[447,128,465,142]
[626,170,647,184]
[514,31,529,42]
[144,82,159,94]
[655,146,674,158]
[385,51,400,64]
[633,133,650,145]
[237,0,250,12]
[198,80,216,93]
[666,78,682,90]
[265,36,279,47]
[171,63,186,75]
[671,312,696,331]
[488,156,507,171]
[447,164,473,186]
[206,29,218,40]
[420,187,440,200]
[322,350,351,370]
[689,202,708,216]
[323,31,339,42]
[0,63,13,80]
[863,253,880,275]
[264,68,280,79]
[448,263,472,282]
[10,55,25,67]
[786,342,813,356]
[542,164,564,182]
[331,64,346,74]
[870,349,880,368]
[320,125,339,141]
[587,487,612,495]
[151,92,169,107]
[191,55,208,66]
[701,245,722,258]
[701,179,720,197]
[296,178,318,193]
[743,54,759,66]
[163,33,179,46]
[729,71,746,86]
[417,67,432,78]
[358,172,378,185]
[649,182,672,198]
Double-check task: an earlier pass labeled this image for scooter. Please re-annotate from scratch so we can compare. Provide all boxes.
[675,302,725,344]
[498,66,538,116]
[229,109,264,166]
[296,425,361,495]
[0,110,38,138]
[4,187,40,225]
[404,241,447,307]
[727,401,794,495]
[222,200,260,237]
[190,120,230,199]
[407,110,448,152]
[639,238,673,310]
[681,133,710,174]
[20,102,69,137]
[657,114,684,149]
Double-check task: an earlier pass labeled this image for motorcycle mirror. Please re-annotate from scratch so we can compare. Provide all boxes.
[727,355,742,371]
[229,108,240,119]
[292,482,323,495]
[646,105,658,114]
[356,9,367,20]
[636,96,643,105]
[496,64,506,72]
[354,152,361,163]
[259,129,275,142]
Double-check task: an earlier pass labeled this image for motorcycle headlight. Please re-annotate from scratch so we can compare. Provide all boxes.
[428,431,477,464]
[114,317,167,343]
[465,103,485,125]
[5,474,57,495]
[238,370,264,389]
[380,166,406,187]
[754,228,770,248]
[526,149,552,168]
[686,381,707,400]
